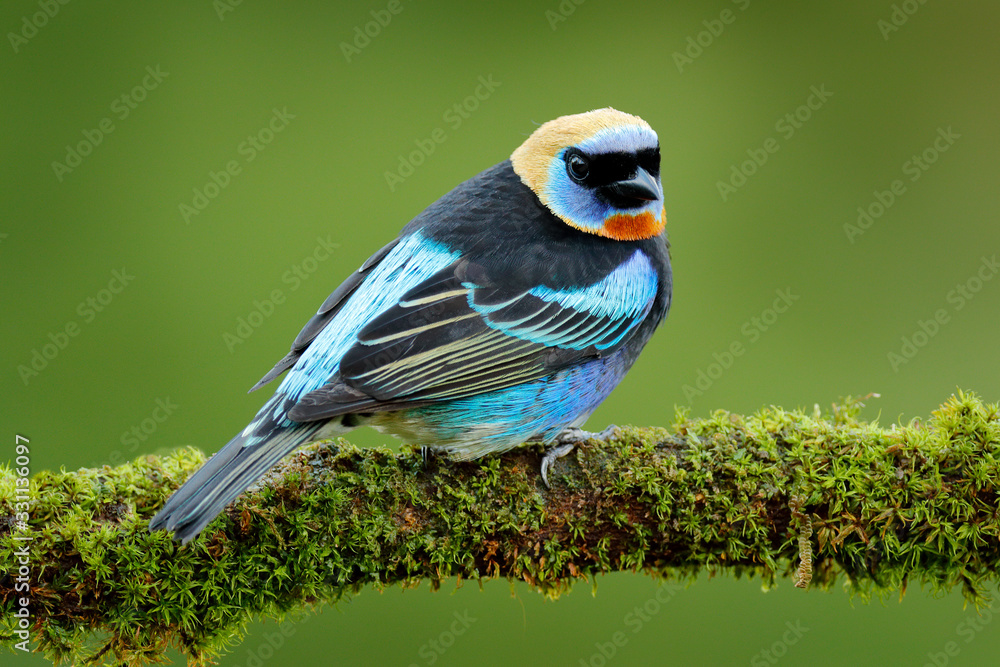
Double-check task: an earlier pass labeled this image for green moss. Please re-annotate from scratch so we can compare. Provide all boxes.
[2,392,999,665]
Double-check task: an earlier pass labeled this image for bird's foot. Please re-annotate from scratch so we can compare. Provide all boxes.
[540,443,575,488]
[594,424,622,441]
[553,424,621,446]
[541,424,621,488]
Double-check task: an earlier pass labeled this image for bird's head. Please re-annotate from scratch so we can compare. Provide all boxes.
[511,108,664,241]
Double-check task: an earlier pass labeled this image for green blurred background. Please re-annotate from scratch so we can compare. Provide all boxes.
[3,0,999,664]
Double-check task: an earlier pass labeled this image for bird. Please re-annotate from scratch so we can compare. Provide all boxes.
[149,107,672,544]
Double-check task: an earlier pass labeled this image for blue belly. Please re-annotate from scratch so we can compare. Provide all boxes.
[371,352,631,459]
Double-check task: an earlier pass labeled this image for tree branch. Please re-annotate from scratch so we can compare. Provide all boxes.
[2,392,999,665]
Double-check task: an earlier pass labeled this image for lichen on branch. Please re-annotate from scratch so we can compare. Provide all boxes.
[2,391,999,666]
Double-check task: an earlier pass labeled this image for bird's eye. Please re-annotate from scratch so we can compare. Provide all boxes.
[566,153,590,183]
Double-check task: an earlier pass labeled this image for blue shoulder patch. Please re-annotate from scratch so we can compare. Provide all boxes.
[469,249,658,351]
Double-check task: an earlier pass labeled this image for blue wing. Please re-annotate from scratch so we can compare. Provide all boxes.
[287,248,659,420]
[265,230,463,414]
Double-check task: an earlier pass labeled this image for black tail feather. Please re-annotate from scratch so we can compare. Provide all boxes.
[149,422,320,544]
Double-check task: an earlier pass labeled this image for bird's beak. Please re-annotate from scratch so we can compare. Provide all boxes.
[606,167,660,205]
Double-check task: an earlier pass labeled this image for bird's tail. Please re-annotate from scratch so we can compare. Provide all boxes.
[149,397,326,544]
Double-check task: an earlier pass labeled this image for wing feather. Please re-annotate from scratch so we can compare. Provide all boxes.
[248,238,400,392]
[287,249,659,421]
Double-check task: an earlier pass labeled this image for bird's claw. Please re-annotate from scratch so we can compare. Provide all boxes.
[541,443,576,488]
[541,424,621,487]
[594,424,621,441]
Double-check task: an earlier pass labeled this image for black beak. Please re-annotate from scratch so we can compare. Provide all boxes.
[604,167,660,206]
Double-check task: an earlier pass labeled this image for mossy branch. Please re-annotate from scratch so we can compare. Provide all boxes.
[3,392,1000,665]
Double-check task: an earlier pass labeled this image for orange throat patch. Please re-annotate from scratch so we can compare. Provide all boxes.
[600,209,666,241]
